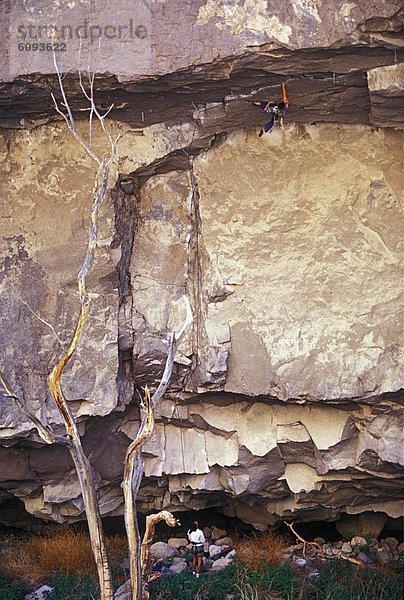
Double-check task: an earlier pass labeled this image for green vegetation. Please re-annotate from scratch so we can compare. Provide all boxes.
[149,559,403,600]
[2,557,403,600]
[43,572,98,600]
[1,527,403,600]
[0,571,28,600]
[314,559,403,600]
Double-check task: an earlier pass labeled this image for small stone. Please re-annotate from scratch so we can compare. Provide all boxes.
[376,548,390,565]
[119,178,135,195]
[381,537,399,552]
[286,543,303,553]
[357,552,371,563]
[331,548,340,555]
[351,536,367,547]
[313,537,325,545]
[293,557,307,568]
[25,586,54,600]
[398,543,404,552]
[341,542,352,553]
[333,541,343,549]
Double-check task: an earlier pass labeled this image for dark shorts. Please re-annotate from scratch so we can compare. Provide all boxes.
[192,544,204,557]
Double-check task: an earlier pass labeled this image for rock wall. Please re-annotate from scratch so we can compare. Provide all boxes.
[0,0,403,529]
[0,120,402,528]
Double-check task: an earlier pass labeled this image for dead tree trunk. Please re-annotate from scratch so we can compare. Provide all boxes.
[48,168,113,597]
[123,297,192,600]
[141,510,180,583]
[47,55,120,600]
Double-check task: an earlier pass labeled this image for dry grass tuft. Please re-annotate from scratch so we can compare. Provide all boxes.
[1,527,128,585]
[234,531,288,571]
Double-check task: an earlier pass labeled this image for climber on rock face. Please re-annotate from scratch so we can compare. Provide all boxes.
[253,82,289,137]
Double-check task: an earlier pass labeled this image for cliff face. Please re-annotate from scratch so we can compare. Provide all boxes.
[0,0,403,530]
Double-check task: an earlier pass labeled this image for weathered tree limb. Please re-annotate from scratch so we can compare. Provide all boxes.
[123,295,193,600]
[284,521,323,558]
[47,170,114,598]
[47,56,118,600]
[141,510,180,583]
[18,295,64,347]
[0,370,59,446]
[284,521,363,566]
[123,387,154,600]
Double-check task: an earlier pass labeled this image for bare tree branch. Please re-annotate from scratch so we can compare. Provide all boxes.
[141,510,180,583]
[284,521,363,566]
[51,51,102,165]
[0,370,60,446]
[19,296,64,346]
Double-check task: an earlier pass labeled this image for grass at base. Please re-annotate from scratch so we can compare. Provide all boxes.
[149,559,404,600]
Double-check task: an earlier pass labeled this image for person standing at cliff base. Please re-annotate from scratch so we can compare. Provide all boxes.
[253,82,289,136]
[187,520,205,577]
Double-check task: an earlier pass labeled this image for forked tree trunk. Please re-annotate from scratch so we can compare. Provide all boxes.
[122,389,153,600]
[123,299,192,600]
[48,164,114,600]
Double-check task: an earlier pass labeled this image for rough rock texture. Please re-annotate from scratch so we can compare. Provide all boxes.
[0,0,403,529]
[368,63,404,128]
[1,1,404,129]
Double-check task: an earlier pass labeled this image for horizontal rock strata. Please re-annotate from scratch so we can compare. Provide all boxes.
[1,119,403,528]
[0,0,403,529]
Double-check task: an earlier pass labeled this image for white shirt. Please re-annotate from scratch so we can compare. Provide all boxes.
[188,528,205,544]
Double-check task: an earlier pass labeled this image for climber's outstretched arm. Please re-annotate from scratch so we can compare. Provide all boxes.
[282,83,289,109]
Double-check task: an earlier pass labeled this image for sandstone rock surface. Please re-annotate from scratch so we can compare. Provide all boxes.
[0,0,403,531]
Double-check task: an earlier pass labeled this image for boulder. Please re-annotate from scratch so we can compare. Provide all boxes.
[336,513,388,540]
[215,537,233,547]
[168,537,188,550]
[113,582,130,600]
[25,587,53,600]
[203,526,212,538]
[211,527,227,541]
[209,544,223,559]
[150,541,177,561]
[351,536,367,547]
[168,559,188,575]
[211,556,233,571]
[380,537,399,552]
